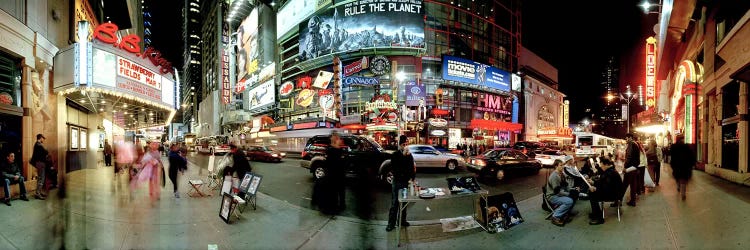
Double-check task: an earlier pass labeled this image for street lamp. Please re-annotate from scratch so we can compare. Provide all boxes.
[620,85,638,134]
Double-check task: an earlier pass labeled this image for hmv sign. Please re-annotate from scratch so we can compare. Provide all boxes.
[476,93,512,115]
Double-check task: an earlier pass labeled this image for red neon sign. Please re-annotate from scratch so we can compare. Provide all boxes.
[645,37,656,109]
[92,23,174,75]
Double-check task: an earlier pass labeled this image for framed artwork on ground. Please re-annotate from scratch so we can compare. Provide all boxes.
[70,127,79,150]
[239,173,254,193]
[219,192,234,223]
[247,174,262,195]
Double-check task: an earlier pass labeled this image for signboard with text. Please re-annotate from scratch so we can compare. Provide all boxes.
[442,55,510,92]
[645,37,656,109]
[298,0,424,61]
[405,81,425,107]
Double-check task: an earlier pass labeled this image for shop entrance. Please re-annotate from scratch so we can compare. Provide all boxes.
[0,114,22,159]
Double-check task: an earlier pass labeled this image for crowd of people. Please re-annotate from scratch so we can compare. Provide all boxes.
[544,133,695,226]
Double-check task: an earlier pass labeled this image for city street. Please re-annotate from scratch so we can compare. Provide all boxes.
[185,152,553,221]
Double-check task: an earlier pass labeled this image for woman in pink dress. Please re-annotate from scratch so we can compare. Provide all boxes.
[131,141,163,202]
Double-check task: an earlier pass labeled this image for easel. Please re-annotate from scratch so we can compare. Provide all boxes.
[205,155,221,190]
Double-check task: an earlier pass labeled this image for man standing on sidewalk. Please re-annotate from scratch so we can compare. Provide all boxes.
[670,135,694,200]
[104,140,113,167]
[622,133,641,206]
[387,135,415,232]
[30,134,49,200]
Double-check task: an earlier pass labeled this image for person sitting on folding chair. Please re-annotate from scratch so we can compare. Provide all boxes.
[587,157,624,225]
[544,156,578,227]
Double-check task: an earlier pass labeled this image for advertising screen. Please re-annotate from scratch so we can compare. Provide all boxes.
[248,79,276,111]
[162,78,175,108]
[237,8,259,81]
[442,55,511,92]
[298,0,424,61]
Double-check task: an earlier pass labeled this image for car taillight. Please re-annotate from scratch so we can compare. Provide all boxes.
[301,151,307,158]
[540,156,550,159]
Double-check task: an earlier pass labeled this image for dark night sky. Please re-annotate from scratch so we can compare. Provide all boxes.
[149,0,654,123]
[522,0,653,123]
[148,1,183,69]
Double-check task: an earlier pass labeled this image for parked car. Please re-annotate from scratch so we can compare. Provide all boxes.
[535,149,568,168]
[512,141,545,158]
[245,145,286,162]
[300,134,394,183]
[407,144,466,171]
[467,148,542,181]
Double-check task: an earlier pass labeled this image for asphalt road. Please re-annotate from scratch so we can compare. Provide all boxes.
[184,152,555,221]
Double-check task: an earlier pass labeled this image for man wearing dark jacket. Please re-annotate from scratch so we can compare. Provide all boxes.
[168,144,188,198]
[622,133,640,206]
[227,144,252,179]
[30,134,49,199]
[326,132,347,212]
[2,152,30,205]
[386,135,415,232]
[587,157,624,225]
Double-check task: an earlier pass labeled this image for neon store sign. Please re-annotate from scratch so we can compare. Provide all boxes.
[645,37,656,109]
[92,23,174,75]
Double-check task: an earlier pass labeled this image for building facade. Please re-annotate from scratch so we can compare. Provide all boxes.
[271,0,522,152]
[654,0,750,185]
[518,47,569,145]
[181,0,203,130]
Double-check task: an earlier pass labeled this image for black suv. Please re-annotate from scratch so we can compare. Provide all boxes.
[300,134,394,183]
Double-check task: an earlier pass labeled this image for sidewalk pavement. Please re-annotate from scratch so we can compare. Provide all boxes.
[1,159,749,249]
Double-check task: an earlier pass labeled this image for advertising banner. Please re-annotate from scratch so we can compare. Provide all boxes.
[405,81,425,107]
[117,56,162,90]
[442,55,510,92]
[312,71,334,89]
[343,56,369,76]
[340,114,361,125]
[342,76,379,87]
[298,0,424,61]
[237,8,259,81]
[248,79,275,111]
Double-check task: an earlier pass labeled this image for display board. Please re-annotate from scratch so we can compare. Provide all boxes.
[480,192,524,233]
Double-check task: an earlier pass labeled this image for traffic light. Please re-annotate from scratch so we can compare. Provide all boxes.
[435,88,443,105]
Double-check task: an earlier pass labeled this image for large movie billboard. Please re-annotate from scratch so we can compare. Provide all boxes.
[442,55,511,92]
[237,8,259,81]
[298,0,424,61]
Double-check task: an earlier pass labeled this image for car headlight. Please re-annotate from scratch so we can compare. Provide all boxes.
[280,152,286,156]
[472,159,486,167]
[272,153,278,157]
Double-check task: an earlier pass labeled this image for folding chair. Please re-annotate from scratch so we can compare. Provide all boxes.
[599,199,621,222]
[541,185,558,220]
[187,179,208,197]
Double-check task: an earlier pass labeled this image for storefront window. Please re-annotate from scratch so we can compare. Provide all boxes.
[537,105,555,129]
[0,52,21,107]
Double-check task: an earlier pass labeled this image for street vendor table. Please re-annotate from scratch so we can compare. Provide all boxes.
[395,188,489,247]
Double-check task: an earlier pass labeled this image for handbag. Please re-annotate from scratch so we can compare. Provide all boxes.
[644,168,656,188]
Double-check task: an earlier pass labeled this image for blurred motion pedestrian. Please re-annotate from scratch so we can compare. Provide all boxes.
[386,135,415,232]
[646,138,660,186]
[30,134,49,200]
[132,141,164,202]
[670,135,694,200]
[168,143,188,198]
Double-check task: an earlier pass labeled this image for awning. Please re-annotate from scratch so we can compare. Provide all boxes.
[470,119,523,132]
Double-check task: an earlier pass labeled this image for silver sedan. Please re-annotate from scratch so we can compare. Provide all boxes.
[407,144,466,171]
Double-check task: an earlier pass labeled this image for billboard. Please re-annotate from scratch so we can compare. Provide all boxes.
[248,79,275,111]
[237,8,259,81]
[298,0,424,61]
[277,0,318,39]
[442,55,511,92]
[405,81,425,107]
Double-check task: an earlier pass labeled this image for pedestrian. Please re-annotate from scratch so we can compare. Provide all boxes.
[227,144,252,179]
[133,141,164,202]
[326,131,347,212]
[30,134,49,200]
[670,135,694,200]
[104,139,113,167]
[646,138,660,186]
[622,133,641,206]
[386,135,415,232]
[168,143,188,198]
[2,152,30,205]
